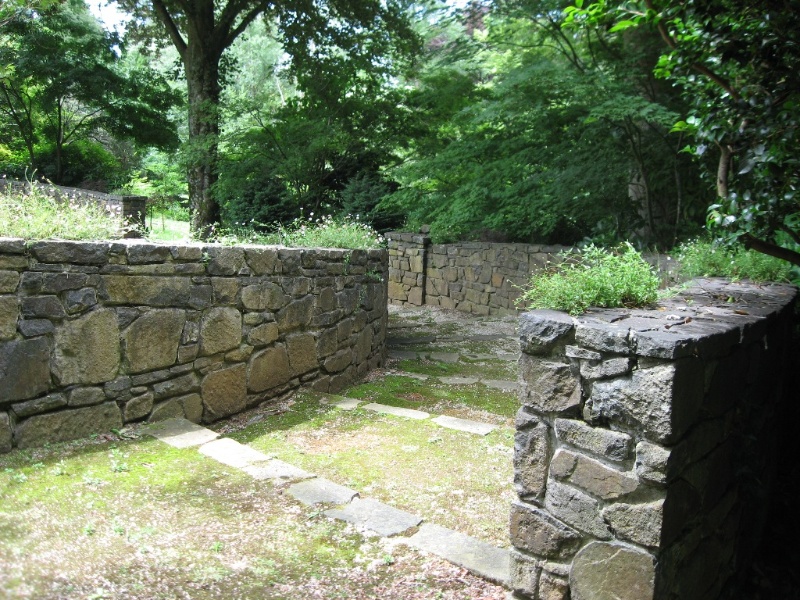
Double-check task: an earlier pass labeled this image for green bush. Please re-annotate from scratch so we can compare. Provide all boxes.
[675,238,792,283]
[0,184,128,240]
[518,243,661,315]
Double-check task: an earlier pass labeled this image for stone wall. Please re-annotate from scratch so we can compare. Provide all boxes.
[1,179,146,233]
[511,279,797,600]
[0,238,387,452]
[386,232,569,316]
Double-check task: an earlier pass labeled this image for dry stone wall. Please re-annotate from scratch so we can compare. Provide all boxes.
[0,238,387,452]
[511,279,797,600]
[386,232,569,316]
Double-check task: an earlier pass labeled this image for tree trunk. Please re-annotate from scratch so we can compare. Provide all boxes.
[185,45,222,239]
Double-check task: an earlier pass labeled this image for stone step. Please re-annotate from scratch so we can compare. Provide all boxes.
[198,437,273,468]
[142,418,219,448]
[362,403,430,420]
[432,415,498,436]
[325,498,423,537]
[288,477,359,506]
[406,523,510,587]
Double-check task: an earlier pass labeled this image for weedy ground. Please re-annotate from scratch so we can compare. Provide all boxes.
[0,306,518,600]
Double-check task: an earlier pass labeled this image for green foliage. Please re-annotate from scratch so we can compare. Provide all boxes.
[0,183,129,240]
[36,140,121,187]
[675,238,792,283]
[518,244,661,315]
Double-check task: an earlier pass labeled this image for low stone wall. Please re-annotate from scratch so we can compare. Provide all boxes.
[0,238,387,452]
[1,180,146,233]
[386,232,569,316]
[511,279,797,600]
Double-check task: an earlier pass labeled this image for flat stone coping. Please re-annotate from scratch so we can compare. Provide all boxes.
[142,418,219,448]
[363,403,430,420]
[406,523,511,586]
[242,460,314,483]
[288,478,359,505]
[325,498,423,537]
[432,415,498,436]
[198,437,272,468]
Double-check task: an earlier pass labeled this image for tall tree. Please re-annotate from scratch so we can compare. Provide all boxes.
[0,0,180,183]
[116,0,418,237]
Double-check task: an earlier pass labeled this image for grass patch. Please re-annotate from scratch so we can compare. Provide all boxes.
[675,237,793,283]
[0,183,128,240]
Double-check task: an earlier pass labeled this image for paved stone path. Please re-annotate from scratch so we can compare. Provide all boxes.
[144,305,521,590]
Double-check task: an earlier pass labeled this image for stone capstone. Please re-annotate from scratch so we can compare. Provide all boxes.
[510,501,582,560]
[0,337,51,402]
[200,307,241,356]
[123,309,185,373]
[570,542,655,600]
[519,311,575,355]
[14,401,122,448]
[201,364,247,421]
[248,345,292,392]
[52,308,120,385]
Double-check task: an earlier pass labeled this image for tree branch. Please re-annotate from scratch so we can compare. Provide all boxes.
[743,233,800,267]
[152,0,187,60]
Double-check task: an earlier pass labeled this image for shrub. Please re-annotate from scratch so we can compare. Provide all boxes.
[675,238,792,283]
[0,183,128,240]
[518,243,661,315]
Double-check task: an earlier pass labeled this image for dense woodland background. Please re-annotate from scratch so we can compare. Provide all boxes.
[1,0,798,264]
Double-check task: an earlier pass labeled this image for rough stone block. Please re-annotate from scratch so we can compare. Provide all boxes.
[68,386,105,407]
[17,319,55,338]
[554,418,632,462]
[323,349,352,373]
[53,308,120,386]
[241,282,286,311]
[539,570,570,600]
[277,295,314,332]
[0,271,20,293]
[519,355,580,414]
[124,391,154,421]
[149,397,188,421]
[510,501,582,560]
[510,549,541,598]
[579,357,633,380]
[14,401,122,448]
[63,287,97,314]
[570,542,655,600]
[0,296,18,340]
[586,359,704,444]
[123,309,185,373]
[514,408,550,499]
[201,364,248,421]
[0,338,52,403]
[575,321,632,354]
[519,311,575,355]
[102,275,191,306]
[151,373,199,400]
[0,412,11,452]
[545,481,610,539]
[203,246,245,276]
[29,240,109,265]
[11,392,66,417]
[635,441,670,485]
[126,243,172,264]
[602,500,664,548]
[287,332,318,376]
[549,449,638,500]
[21,295,65,319]
[200,307,241,356]
[248,345,292,392]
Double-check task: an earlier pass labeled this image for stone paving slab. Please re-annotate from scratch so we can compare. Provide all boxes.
[388,350,422,360]
[482,379,519,391]
[363,403,430,420]
[331,398,362,410]
[242,459,315,482]
[428,352,460,363]
[396,372,430,381]
[325,498,423,537]
[406,523,511,586]
[496,352,520,361]
[432,415,498,436]
[288,477,359,505]
[198,437,272,468]
[439,376,479,385]
[143,418,219,448]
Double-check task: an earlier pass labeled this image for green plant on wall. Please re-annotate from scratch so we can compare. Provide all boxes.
[518,243,660,315]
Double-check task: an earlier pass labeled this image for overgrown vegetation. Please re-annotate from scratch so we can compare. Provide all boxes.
[518,243,661,315]
[0,184,128,240]
[675,238,793,283]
